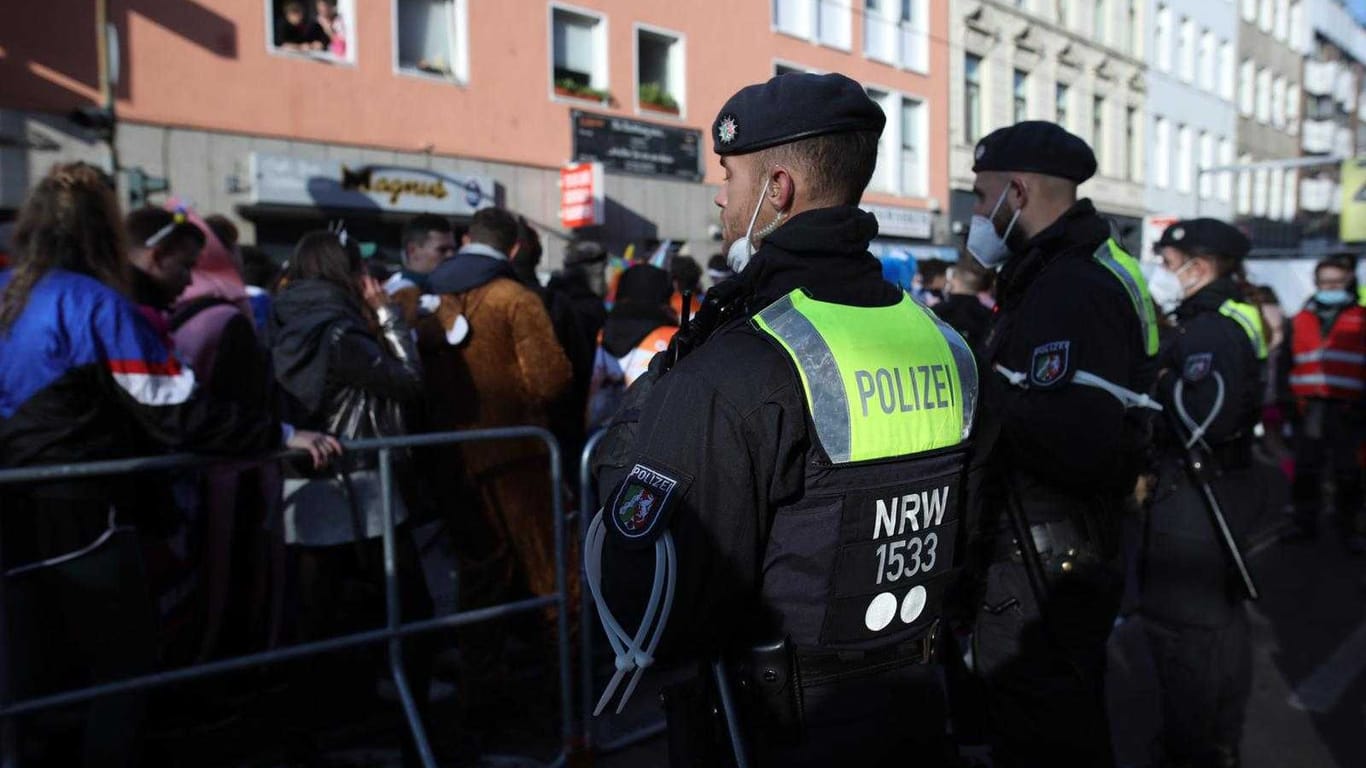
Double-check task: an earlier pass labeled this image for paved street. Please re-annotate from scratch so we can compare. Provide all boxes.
[132,507,1362,768]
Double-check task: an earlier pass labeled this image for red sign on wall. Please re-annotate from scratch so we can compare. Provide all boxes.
[560,162,604,229]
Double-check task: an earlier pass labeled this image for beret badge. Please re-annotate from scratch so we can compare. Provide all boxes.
[717,115,739,145]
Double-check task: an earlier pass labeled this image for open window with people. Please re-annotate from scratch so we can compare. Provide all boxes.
[270,0,355,63]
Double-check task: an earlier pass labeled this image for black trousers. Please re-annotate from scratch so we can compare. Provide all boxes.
[5,529,158,768]
[973,556,1123,768]
[1141,609,1251,768]
[1292,399,1364,536]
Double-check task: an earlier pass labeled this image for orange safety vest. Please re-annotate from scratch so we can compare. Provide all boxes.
[669,291,702,320]
[1290,304,1366,401]
[620,326,677,386]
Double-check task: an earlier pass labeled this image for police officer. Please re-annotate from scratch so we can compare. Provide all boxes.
[964,121,1159,767]
[586,72,978,767]
[1137,219,1266,767]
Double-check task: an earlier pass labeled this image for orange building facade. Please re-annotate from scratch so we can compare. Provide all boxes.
[1,0,955,265]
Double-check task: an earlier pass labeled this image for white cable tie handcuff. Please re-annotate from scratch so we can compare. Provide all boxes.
[994,364,1164,412]
[1173,371,1226,450]
[584,508,678,715]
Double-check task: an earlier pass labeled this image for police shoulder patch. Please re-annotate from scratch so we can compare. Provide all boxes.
[608,461,691,548]
[1029,340,1072,388]
[1183,352,1214,382]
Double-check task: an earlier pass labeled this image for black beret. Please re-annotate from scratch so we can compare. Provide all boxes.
[1156,218,1251,260]
[713,73,885,156]
[971,121,1097,183]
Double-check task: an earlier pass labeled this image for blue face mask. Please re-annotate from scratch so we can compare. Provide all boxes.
[1315,289,1353,306]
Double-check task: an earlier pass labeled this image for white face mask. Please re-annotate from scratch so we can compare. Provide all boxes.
[726,176,784,273]
[1147,258,1197,315]
[966,185,1021,269]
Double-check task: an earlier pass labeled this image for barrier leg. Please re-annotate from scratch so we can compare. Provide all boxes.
[578,431,603,750]
[549,439,574,752]
[1,566,17,768]
[380,449,437,768]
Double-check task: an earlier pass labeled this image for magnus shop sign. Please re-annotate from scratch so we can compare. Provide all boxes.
[250,153,495,216]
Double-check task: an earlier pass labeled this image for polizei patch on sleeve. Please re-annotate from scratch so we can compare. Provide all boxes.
[1183,352,1214,382]
[1029,340,1072,388]
[608,462,689,548]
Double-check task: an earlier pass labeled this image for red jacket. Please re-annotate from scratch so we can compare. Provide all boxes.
[1290,303,1366,401]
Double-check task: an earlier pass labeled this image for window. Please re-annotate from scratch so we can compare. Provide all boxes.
[636,26,685,116]
[1253,167,1268,216]
[1287,81,1301,132]
[1125,106,1139,181]
[1128,0,1139,55]
[1093,96,1106,174]
[1306,93,1326,120]
[1274,0,1289,41]
[775,61,812,76]
[394,0,468,81]
[1176,124,1193,193]
[864,0,928,71]
[1290,1,1304,48]
[1154,117,1171,189]
[866,88,896,193]
[1259,0,1273,33]
[1056,82,1070,128]
[1239,60,1255,115]
[1271,75,1285,128]
[965,54,983,144]
[775,0,851,50]
[865,88,926,196]
[1199,31,1215,92]
[1013,69,1029,123]
[1219,42,1235,101]
[552,5,608,98]
[271,0,358,63]
[1283,167,1298,220]
[1198,131,1214,197]
[900,97,926,197]
[1093,0,1106,44]
[1058,0,1071,27]
[1269,167,1285,219]
[1155,5,1172,73]
[1237,154,1252,214]
[1179,18,1195,83]
[1218,137,1233,202]
[1241,0,1256,23]
[1256,67,1272,123]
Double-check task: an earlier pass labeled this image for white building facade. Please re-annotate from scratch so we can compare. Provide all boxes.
[1145,0,1240,222]
[947,0,1148,252]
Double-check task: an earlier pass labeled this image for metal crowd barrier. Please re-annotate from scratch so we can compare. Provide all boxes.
[576,430,668,755]
[0,427,572,768]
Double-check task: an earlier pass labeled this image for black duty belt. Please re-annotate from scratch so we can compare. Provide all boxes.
[794,628,936,686]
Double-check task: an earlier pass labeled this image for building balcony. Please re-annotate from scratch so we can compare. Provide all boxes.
[1302,119,1336,153]
[1335,125,1356,157]
[1300,177,1336,212]
[1304,60,1338,96]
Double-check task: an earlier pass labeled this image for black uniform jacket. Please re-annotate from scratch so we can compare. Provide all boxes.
[1156,277,1263,455]
[978,200,1155,527]
[593,206,902,659]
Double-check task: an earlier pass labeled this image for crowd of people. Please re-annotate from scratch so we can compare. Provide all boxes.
[1,101,1363,768]
[0,159,738,766]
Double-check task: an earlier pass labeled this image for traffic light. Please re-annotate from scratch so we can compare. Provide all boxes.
[125,167,169,208]
[69,106,115,143]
